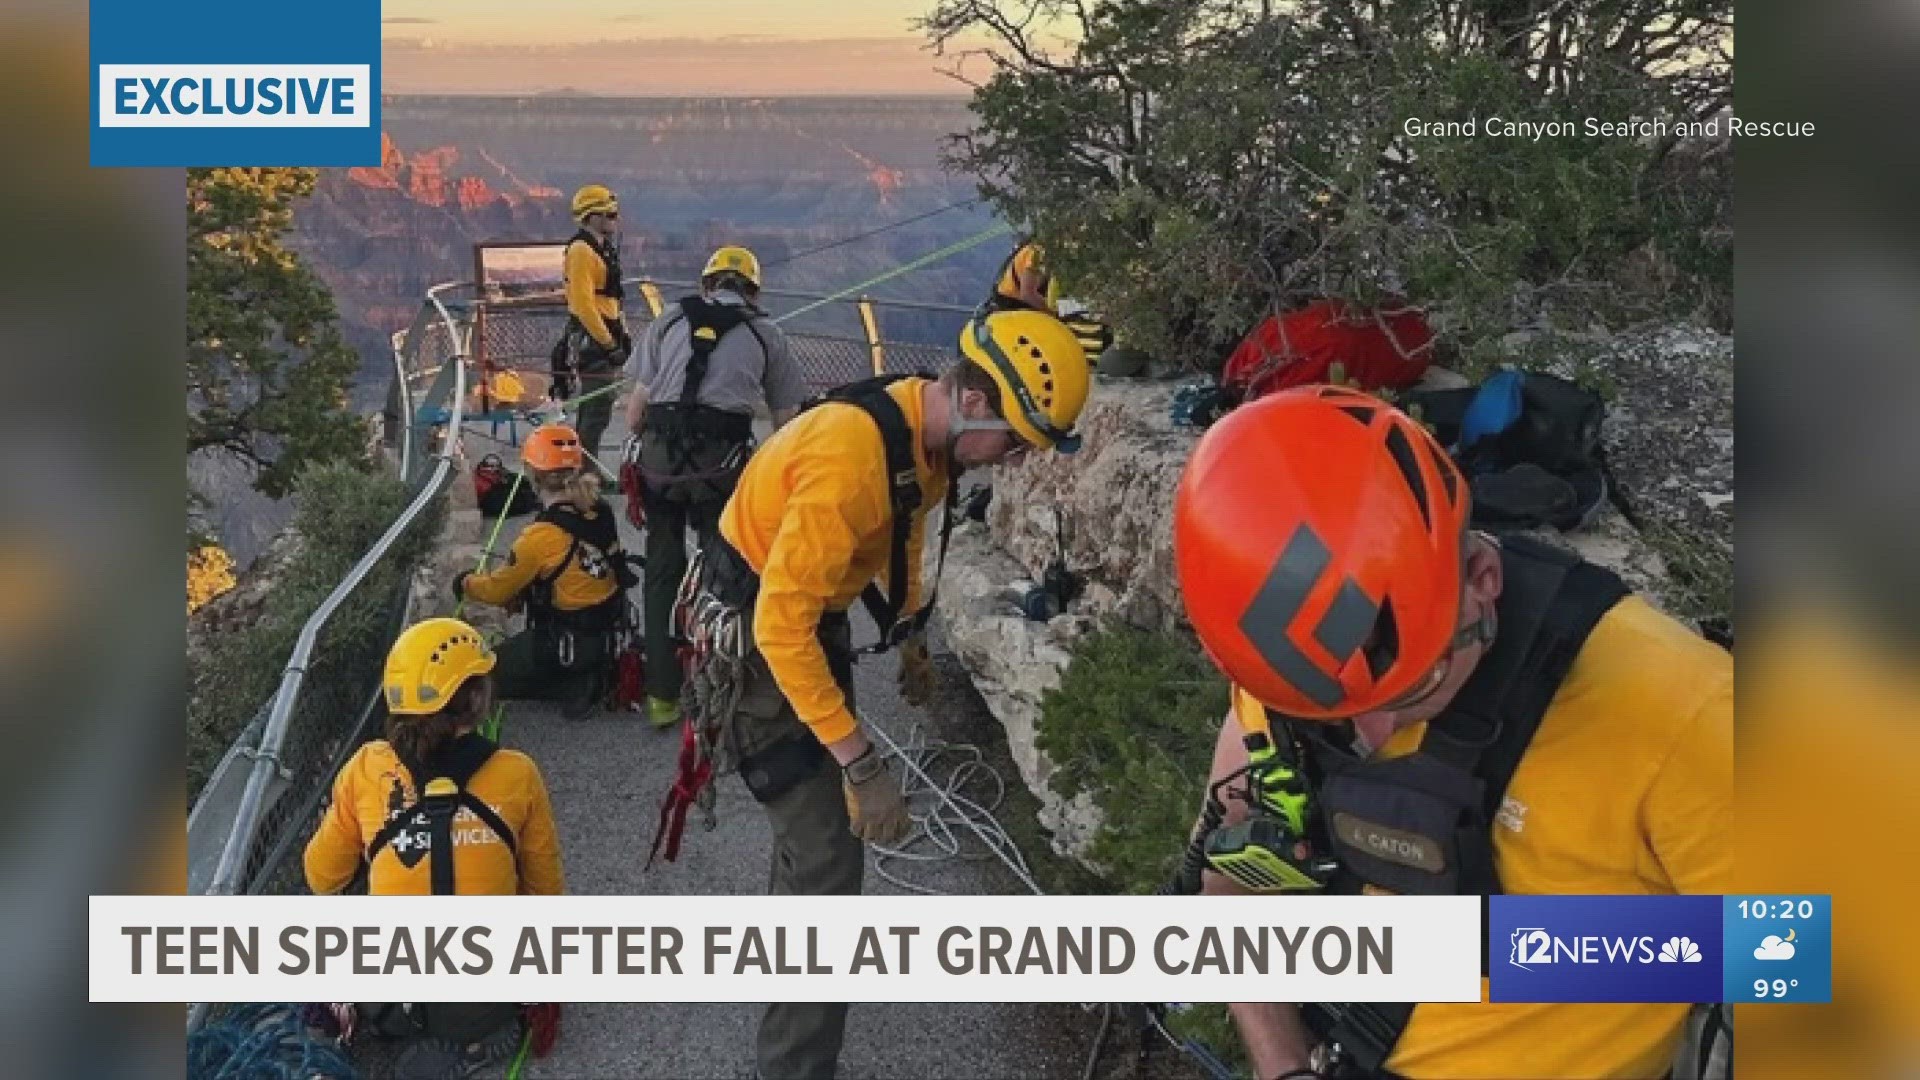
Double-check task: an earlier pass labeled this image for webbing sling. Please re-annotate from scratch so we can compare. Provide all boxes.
[365,735,517,896]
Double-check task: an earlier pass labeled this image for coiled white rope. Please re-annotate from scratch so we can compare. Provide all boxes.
[861,718,1045,897]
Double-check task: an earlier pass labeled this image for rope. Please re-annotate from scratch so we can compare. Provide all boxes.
[862,719,1043,897]
[861,686,1238,1078]
[761,198,983,270]
[185,1004,358,1080]
[777,224,1014,325]
[540,222,1012,420]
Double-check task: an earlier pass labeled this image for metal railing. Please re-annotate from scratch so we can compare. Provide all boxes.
[187,286,470,899]
[468,278,969,397]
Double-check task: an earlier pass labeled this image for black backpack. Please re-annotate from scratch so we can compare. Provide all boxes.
[1404,369,1608,533]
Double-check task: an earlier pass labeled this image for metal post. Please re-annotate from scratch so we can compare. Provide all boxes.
[858,295,885,377]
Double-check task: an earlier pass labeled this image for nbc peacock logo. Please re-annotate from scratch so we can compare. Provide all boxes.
[1657,936,1703,963]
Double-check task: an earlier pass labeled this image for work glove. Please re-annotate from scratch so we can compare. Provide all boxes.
[551,371,576,402]
[897,631,934,708]
[608,340,633,367]
[842,745,913,847]
[452,570,472,602]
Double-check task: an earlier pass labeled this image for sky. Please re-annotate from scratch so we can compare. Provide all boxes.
[380,0,1013,95]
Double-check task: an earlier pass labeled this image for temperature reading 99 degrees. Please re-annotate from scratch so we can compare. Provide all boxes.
[1723,896,1832,1004]
[1755,977,1801,999]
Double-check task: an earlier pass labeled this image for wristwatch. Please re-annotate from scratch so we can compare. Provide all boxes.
[843,743,885,784]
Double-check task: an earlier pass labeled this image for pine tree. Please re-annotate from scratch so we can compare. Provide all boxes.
[187,167,364,499]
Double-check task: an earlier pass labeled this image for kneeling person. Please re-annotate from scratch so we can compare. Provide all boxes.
[304,618,565,1078]
[456,425,636,719]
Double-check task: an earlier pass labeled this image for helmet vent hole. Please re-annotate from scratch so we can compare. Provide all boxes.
[1039,363,1051,374]
[1044,380,1054,392]
[1362,599,1400,681]
[1017,337,1031,347]
[1384,425,1431,531]
[1337,404,1375,425]
[1030,348,1044,360]
[1427,438,1459,505]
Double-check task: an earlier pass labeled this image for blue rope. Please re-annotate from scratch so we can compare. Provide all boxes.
[187,1004,359,1080]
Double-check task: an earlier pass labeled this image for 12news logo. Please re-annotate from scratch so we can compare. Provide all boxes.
[1509,928,1705,969]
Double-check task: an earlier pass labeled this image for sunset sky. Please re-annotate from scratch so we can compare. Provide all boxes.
[380,0,1033,95]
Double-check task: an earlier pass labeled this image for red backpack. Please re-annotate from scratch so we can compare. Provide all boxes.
[1221,300,1434,403]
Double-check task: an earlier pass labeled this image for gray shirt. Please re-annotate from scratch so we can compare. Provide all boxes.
[624,290,806,415]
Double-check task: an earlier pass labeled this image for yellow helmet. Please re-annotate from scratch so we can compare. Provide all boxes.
[995,242,1060,313]
[958,310,1091,453]
[701,245,763,289]
[383,618,496,716]
[572,184,618,222]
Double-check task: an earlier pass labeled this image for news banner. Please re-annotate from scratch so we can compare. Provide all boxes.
[90,894,1829,1005]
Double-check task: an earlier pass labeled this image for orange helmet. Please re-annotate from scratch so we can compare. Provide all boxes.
[522,425,583,473]
[1174,386,1471,719]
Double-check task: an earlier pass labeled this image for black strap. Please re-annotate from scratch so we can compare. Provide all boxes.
[1294,537,1628,1066]
[799,376,954,652]
[570,230,624,300]
[364,735,516,895]
[674,296,759,406]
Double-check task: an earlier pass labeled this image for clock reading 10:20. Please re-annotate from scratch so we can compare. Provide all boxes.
[1737,899,1817,919]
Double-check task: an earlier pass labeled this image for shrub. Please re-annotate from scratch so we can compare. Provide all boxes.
[1036,623,1231,893]
[187,460,442,800]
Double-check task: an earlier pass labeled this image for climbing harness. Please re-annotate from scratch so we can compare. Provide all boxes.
[364,735,517,896]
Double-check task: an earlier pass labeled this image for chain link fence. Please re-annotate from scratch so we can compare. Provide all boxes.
[468,279,967,400]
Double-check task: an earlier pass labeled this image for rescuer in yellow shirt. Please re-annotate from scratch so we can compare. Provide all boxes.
[688,309,1091,1080]
[303,617,565,1078]
[455,424,636,719]
[1169,387,1733,1080]
[555,184,630,464]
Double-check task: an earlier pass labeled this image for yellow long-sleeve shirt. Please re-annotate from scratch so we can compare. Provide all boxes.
[303,739,565,897]
[564,237,622,349]
[460,502,623,613]
[1231,595,1733,1078]
[719,378,948,744]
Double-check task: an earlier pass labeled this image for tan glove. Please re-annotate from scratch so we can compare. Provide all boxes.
[897,631,934,708]
[842,745,914,847]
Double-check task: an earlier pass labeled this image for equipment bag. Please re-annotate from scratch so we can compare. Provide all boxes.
[474,454,540,519]
[1404,369,1609,533]
[1221,300,1434,404]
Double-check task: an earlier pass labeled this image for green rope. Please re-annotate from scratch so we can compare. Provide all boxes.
[454,469,526,622]
[775,223,1012,324]
[505,1023,534,1080]
[541,221,1014,417]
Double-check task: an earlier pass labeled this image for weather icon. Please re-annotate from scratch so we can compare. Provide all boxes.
[1658,936,1703,963]
[1754,929,1797,961]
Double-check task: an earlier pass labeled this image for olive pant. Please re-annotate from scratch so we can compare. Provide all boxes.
[564,325,624,462]
[728,613,864,1080]
[637,421,748,702]
[491,623,610,710]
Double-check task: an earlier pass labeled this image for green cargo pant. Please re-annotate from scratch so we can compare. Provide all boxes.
[491,623,609,716]
[728,613,864,1080]
[637,423,745,703]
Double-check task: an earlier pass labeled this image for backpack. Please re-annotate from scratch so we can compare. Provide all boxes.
[1221,301,1434,404]
[473,454,539,519]
[1404,369,1608,533]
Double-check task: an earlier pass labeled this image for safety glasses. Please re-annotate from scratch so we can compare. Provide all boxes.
[969,320,1081,453]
